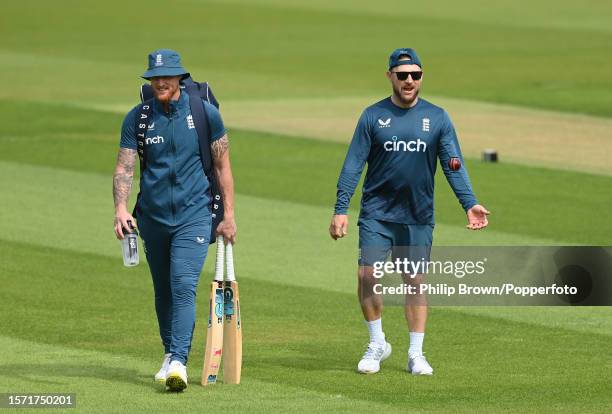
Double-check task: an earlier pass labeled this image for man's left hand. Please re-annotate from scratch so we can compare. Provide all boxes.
[216,217,237,244]
[466,205,490,230]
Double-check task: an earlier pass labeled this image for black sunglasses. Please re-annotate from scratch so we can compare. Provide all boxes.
[393,71,423,81]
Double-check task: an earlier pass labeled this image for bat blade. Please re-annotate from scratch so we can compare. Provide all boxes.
[202,281,224,385]
[223,280,242,384]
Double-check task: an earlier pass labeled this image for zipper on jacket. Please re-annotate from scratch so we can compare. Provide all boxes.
[169,113,176,224]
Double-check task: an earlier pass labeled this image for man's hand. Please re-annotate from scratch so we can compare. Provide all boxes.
[114,208,137,240]
[466,204,490,230]
[216,217,237,244]
[329,214,349,240]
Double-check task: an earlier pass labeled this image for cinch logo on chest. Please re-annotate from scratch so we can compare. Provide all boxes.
[145,135,164,145]
[383,136,427,152]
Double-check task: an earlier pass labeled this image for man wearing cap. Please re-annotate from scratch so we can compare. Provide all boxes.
[112,49,236,391]
[329,48,489,375]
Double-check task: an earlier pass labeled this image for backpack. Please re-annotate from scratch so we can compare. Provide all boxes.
[133,76,223,244]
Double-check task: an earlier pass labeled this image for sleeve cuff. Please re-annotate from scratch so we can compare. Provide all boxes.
[211,129,227,142]
[120,143,137,150]
[463,200,478,212]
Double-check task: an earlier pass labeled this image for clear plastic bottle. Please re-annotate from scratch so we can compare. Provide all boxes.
[121,221,139,267]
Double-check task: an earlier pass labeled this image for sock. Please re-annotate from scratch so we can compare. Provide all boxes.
[365,318,385,345]
[409,332,425,358]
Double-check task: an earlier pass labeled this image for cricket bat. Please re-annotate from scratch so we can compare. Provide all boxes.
[223,241,242,384]
[202,236,225,386]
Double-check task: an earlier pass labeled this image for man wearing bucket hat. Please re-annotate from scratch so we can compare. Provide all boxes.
[329,48,489,376]
[112,49,236,391]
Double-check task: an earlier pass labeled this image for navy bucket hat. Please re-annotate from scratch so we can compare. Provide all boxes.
[142,49,189,80]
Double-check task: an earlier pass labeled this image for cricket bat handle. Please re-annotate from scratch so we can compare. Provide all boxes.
[215,236,225,282]
[226,242,235,282]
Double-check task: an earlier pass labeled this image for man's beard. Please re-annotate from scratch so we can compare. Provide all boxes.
[392,83,420,106]
[154,86,178,102]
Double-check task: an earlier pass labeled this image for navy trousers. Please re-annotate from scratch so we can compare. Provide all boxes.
[138,214,211,365]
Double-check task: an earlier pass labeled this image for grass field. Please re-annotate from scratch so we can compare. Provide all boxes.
[1,1,612,413]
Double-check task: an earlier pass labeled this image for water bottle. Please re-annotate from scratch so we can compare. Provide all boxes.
[121,220,139,267]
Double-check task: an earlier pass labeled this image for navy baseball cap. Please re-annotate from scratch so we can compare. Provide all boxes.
[388,48,422,70]
[142,49,190,80]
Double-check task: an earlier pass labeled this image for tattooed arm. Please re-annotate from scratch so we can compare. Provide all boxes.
[113,148,137,239]
[211,134,237,243]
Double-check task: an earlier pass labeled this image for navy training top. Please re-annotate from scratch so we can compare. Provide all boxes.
[334,97,477,224]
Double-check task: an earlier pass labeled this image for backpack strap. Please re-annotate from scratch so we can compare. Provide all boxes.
[182,77,214,176]
[132,99,153,217]
[140,84,154,103]
[135,99,154,172]
[182,76,224,243]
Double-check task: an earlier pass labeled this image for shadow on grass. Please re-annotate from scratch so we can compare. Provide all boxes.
[0,363,168,393]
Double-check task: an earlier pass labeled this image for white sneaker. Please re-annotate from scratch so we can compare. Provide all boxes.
[408,354,433,375]
[166,360,188,391]
[154,353,172,383]
[357,341,392,374]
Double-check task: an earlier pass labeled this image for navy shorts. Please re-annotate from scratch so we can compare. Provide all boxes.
[358,218,433,267]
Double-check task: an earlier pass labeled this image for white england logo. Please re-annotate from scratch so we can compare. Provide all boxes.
[378,118,391,128]
[187,115,195,129]
[155,54,163,67]
[422,118,430,132]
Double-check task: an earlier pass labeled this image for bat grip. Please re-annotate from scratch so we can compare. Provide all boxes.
[214,236,225,281]
[226,242,236,282]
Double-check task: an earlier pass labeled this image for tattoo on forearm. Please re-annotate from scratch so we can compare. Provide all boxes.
[211,135,229,161]
[113,148,137,208]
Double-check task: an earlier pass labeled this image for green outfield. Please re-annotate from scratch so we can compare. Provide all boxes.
[1,1,612,413]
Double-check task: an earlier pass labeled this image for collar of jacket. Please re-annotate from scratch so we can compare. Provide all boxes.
[153,89,189,115]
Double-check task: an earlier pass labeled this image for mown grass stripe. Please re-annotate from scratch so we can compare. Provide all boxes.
[0,160,560,301]
[7,95,612,176]
[2,1,612,115]
[0,334,406,414]
[206,0,612,33]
